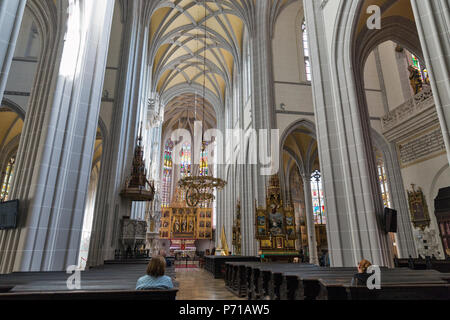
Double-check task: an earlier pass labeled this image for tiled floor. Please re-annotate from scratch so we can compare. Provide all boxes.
[175,268,243,300]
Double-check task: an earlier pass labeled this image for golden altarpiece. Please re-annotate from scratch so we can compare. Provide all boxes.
[159,188,213,245]
[255,175,298,261]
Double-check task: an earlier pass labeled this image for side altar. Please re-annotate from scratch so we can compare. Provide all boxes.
[255,175,298,262]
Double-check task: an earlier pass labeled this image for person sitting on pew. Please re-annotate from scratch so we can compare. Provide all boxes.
[351,259,372,287]
[136,256,174,290]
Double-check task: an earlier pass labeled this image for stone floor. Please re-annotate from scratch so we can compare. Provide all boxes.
[175,268,243,300]
[0,263,242,300]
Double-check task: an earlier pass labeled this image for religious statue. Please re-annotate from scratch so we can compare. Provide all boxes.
[408,66,423,95]
[173,218,180,233]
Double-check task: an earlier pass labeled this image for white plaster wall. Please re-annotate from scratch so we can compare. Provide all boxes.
[272,1,315,137]
[272,1,304,83]
[379,41,405,110]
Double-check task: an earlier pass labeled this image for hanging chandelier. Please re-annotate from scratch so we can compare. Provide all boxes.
[178,1,226,208]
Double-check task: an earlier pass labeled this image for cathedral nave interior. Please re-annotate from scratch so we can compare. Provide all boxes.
[0,0,449,303]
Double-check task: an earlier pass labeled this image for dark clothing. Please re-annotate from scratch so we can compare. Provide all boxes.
[351,272,371,287]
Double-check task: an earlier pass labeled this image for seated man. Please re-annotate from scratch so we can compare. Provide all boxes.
[136,256,174,290]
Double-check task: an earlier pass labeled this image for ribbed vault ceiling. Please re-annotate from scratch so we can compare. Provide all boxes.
[0,108,23,153]
[163,93,217,134]
[150,0,246,103]
[282,128,319,177]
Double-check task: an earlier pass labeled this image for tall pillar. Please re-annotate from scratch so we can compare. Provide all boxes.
[302,175,318,265]
[251,0,276,206]
[304,0,391,267]
[87,0,149,267]
[0,0,114,273]
[0,0,26,103]
[411,0,450,164]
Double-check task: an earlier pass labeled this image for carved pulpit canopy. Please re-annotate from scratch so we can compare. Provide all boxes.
[120,125,155,201]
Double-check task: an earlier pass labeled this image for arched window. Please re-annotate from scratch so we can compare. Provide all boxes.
[200,146,208,177]
[374,149,397,255]
[302,20,312,82]
[180,142,191,178]
[243,31,252,102]
[1,156,16,202]
[375,149,391,208]
[311,170,325,224]
[409,53,429,84]
[162,139,174,207]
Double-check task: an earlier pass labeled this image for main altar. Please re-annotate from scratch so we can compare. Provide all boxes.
[159,188,213,252]
[255,175,298,262]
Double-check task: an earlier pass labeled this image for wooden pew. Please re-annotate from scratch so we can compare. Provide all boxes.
[394,257,450,273]
[345,284,450,300]
[267,265,320,300]
[225,261,263,298]
[0,288,179,300]
[249,263,315,300]
[278,267,356,300]
[316,270,450,300]
[204,256,260,279]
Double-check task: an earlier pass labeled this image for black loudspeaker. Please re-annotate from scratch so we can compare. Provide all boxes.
[384,207,397,233]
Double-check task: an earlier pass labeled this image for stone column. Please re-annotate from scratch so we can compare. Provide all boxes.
[251,0,277,206]
[87,0,149,267]
[0,0,114,273]
[304,0,391,267]
[411,0,450,164]
[0,0,26,103]
[302,175,318,265]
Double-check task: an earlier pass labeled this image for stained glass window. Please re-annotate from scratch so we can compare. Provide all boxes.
[375,150,391,208]
[180,142,191,178]
[302,20,312,82]
[410,54,429,84]
[311,170,325,224]
[200,146,208,177]
[162,140,174,207]
[1,157,16,202]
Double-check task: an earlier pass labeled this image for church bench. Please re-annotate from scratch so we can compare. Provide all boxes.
[345,283,450,300]
[316,271,450,300]
[279,268,358,300]
[224,262,249,295]
[276,267,356,300]
[394,257,450,272]
[276,268,445,300]
[249,263,316,300]
[0,288,179,300]
[267,265,322,300]
[235,262,310,299]
[204,256,260,279]
[317,277,449,300]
